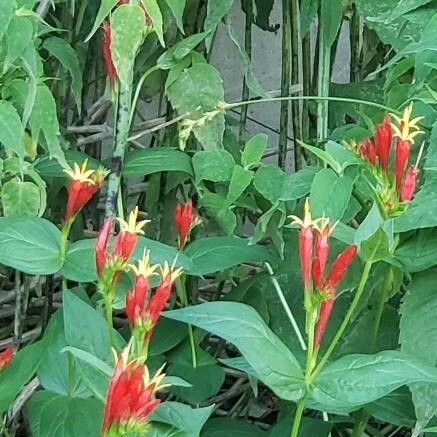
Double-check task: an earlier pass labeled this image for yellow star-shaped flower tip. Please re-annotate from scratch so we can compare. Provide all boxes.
[289,198,323,229]
[129,251,158,278]
[391,103,424,143]
[63,160,96,184]
[117,206,149,235]
[160,261,183,283]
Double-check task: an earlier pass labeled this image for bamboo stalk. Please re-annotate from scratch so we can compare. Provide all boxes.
[349,3,362,82]
[279,0,292,169]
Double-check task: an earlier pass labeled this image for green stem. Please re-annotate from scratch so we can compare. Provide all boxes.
[104,292,114,343]
[104,83,133,219]
[290,398,305,437]
[349,3,362,83]
[279,0,291,169]
[301,33,311,143]
[176,276,197,368]
[60,219,73,260]
[312,260,373,379]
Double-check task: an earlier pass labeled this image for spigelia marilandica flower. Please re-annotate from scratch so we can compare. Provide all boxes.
[174,199,201,249]
[358,138,377,166]
[64,161,108,223]
[374,115,392,172]
[101,347,167,437]
[0,346,13,371]
[289,199,322,291]
[126,258,182,352]
[314,244,357,349]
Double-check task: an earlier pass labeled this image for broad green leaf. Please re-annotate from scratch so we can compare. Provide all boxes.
[1,179,40,217]
[166,63,225,150]
[158,32,208,69]
[30,84,67,168]
[0,0,15,40]
[123,147,193,177]
[62,347,113,377]
[225,165,253,205]
[400,270,437,429]
[0,340,47,413]
[309,169,354,221]
[63,236,193,282]
[298,141,342,173]
[164,302,305,400]
[202,191,237,235]
[395,229,437,272]
[253,165,285,203]
[111,5,146,87]
[0,100,24,164]
[43,37,83,113]
[202,418,266,437]
[354,203,384,247]
[27,391,102,437]
[86,0,118,41]
[360,227,390,263]
[280,167,317,201]
[184,237,272,276]
[309,351,437,413]
[385,0,432,23]
[142,0,165,46]
[162,0,186,32]
[321,0,344,48]
[149,318,188,356]
[37,313,93,398]
[35,151,101,178]
[193,149,234,182]
[151,402,213,437]
[4,16,33,72]
[63,291,110,360]
[204,0,233,51]
[241,134,267,169]
[0,217,62,274]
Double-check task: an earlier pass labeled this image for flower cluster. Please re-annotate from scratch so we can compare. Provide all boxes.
[353,104,423,214]
[101,348,167,437]
[0,346,13,371]
[290,200,357,349]
[174,199,200,249]
[95,207,148,300]
[126,255,182,355]
[64,160,108,224]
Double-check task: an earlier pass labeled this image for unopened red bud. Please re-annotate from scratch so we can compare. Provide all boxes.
[401,165,418,202]
[375,115,392,172]
[95,218,113,277]
[326,245,357,291]
[395,139,411,193]
[0,346,13,371]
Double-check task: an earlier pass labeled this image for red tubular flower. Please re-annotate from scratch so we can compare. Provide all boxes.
[102,349,166,437]
[113,207,149,263]
[95,218,114,277]
[394,139,410,193]
[64,162,108,223]
[326,245,358,291]
[312,220,331,291]
[174,199,199,249]
[314,290,334,349]
[359,139,377,165]
[0,346,13,371]
[102,21,116,87]
[401,165,418,202]
[374,115,392,172]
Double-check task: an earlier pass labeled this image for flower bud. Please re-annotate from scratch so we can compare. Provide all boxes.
[401,165,418,202]
[0,346,13,371]
[374,115,392,172]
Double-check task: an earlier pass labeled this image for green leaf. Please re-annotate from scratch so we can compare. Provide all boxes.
[184,237,272,276]
[321,0,344,48]
[309,169,354,221]
[280,167,317,201]
[0,0,15,40]
[0,100,24,164]
[253,165,285,203]
[166,63,225,150]
[301,0,318,36]
[43,37,83,113]
[0,340,47,413]
[142,0,165,46]
[86,0,118,41]
[62,347,113,377]
[162,0,186,33]
[226,165,253,205]
[241,134,267,169]
[111,4,146,87]
[298,141,342,173]
[158,32,208,70]
[27,391,103,437]
[149,318,188,356]
[400,270,437,429]
[193,149,234,182]
[309,351,437,413]
[204,0,233,51]
[360,227,390,263]
[1,179,41,217]
[4,16,33,72]
[151,402,213,437]
[123,147,193,177]
[202,418,266,437]
[164,302,305,401]
[0,217,62,274]
[202,191,237,235]
[385,0,432,23]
